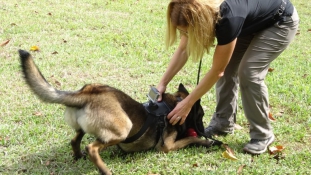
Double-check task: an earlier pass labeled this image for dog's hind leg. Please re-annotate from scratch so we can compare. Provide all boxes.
[86,140,119,175]
[71,129,86,160]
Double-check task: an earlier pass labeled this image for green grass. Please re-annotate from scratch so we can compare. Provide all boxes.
[1,0,310,174]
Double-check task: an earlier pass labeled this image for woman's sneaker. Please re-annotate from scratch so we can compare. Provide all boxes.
[243,134,275,154]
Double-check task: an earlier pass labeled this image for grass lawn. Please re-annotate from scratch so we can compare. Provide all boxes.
[0,0,310,174]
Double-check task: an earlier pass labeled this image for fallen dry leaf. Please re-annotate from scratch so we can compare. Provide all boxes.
[223,144,235,154]
[30,45,40,51]
[269,145,286,163]
[269,145,285,155]
[33,111,43,116]
[222,150,238,160]
[237,164,246,174]
[54,80,61,87]
[268,68,275,72]
[222,144,238,160]
[192,163,199,167]
[0,39,10,47]
[268,112,276,121]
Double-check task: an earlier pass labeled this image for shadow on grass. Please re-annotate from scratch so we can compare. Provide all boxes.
[1,136,234,175]
[0,140,133,174]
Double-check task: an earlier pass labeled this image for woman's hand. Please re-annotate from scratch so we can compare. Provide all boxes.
[167,99,193,125]
[156,84,166,101]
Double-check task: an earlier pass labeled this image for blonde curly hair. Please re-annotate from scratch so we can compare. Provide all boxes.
[166,0,223,62]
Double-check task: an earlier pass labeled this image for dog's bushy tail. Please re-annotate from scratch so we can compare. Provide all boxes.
[18,49,86,107]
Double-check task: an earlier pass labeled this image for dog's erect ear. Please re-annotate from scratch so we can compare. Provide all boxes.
[178,83,189,95]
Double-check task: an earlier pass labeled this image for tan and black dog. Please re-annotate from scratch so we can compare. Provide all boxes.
[18,50,218,175]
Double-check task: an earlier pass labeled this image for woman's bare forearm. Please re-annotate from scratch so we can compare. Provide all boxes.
[158,35,188,86]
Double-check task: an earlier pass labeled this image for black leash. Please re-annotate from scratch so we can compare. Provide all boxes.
[196,59,202,85]
[193,58,223,146]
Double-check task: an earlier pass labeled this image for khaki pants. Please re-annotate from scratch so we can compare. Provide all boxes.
[208,8,299,139]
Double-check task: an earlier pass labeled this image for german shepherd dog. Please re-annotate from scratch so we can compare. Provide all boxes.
[18,50,216,175]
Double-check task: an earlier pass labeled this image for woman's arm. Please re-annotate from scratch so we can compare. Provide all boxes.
[157,35,188,100]
[168,38,237,125]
